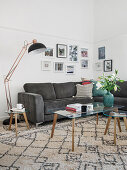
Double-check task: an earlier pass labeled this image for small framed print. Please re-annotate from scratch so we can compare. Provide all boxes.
[81,59,88,69]
[104,60,112,72]
[81,48,88,57]
[54,62,64,72]
[44,48,54,57]
[41,61,51,71]
[66,65,75,74]
[68,45,78,62]
[98,47,105,60]
[56,44,67,58]
[95,62,103,71]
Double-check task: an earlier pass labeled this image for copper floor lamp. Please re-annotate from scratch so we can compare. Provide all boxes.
[3,39,46,124]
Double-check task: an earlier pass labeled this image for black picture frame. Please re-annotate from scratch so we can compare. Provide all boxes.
[56,44,67,58]
[98,47,105,60]
[104,60,112,72]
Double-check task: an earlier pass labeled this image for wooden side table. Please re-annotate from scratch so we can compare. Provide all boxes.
[7,110,30,136]
[104,111,127,145]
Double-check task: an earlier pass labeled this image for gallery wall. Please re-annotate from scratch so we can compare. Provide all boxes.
[93,0,127,80]
[0,0,94,119]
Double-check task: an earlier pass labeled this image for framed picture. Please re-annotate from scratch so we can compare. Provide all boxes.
[56,44,67,58]
[54,62,64,72]
[66,65,75,74]
[95,62,103,71]
[81,48,88,57]
[41,61,51,71]
[104,60,112,72]
[81,59,88,69]
[68,45,78,62]
[44,48,54,57]
[98,47,105,60]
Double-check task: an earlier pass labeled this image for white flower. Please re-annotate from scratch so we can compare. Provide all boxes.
[114,85,117,91]
[96,82,102,90]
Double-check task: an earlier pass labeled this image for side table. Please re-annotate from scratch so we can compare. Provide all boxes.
[103,111,127,145]
[6,110,30,136]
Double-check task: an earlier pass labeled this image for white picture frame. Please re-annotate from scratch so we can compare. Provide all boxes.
[95,62,103,71]
[68,45,78,62]
[81,59,88,69]
[54,62,64,72]
[81,48,88,58]
[66,65,75,74]
[41,61,51,71]
[43,48,54,57]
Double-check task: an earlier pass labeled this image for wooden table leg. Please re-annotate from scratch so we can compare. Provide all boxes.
[51,114,58,138]
[23,112,30,129]
[117,118,122,132]
[9,113,13,130]
[96,113,98,125]
[114,117,117,145]
[123,117,127,130]
[72,118,75,152]
[104,116,112,135]
[15,114,18,137]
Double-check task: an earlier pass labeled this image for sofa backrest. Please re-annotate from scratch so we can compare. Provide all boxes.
[112,81,127,97]
[24,83,56,100]
[53,82,76,99]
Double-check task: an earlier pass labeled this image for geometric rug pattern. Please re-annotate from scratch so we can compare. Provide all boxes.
[0,115,127,170]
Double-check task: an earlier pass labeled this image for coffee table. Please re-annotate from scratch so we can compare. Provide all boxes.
[50,102,122,151]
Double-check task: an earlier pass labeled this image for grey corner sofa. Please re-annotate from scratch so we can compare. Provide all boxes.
[18,82,93,126]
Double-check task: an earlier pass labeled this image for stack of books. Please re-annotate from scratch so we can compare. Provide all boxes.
[66,103,82,112]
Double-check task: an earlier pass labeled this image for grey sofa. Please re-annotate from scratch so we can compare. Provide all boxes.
[18,82,93,126]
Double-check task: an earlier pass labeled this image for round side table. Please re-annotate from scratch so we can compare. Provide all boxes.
[103,111,127,145]
[6,110,30,136]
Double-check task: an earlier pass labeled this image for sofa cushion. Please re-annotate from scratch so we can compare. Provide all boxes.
[53,82,76,99]
[112,81,127,98]
[114,97,127,107]
[24,83,56,100]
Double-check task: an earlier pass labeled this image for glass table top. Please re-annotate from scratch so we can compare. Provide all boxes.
[103,111,127,117]
[53,102,124,119]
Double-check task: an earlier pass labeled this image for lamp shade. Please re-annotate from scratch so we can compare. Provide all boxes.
[28,43,46,54]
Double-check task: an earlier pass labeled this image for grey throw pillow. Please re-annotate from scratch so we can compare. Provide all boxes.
[76,84,93,98]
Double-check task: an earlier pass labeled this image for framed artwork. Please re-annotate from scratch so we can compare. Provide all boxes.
[81,48,88,57]
[98,47,105,60]
[104,60,112,72]
[54,62,64,72]
[66,65,75,74]
[81,59,88,69]
[56,44,67,58]
[41,61,51,71]
[44,48,54,57]
[68,45,78,62]
[95,62,103,71]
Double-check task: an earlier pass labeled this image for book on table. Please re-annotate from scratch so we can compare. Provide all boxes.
[66,103,82,112]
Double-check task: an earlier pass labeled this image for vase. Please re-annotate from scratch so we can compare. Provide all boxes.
[103,91,114,107]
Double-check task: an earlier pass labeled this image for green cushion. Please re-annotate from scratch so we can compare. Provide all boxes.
[92,80,107,97]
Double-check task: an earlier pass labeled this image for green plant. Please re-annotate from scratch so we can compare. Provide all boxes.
[96,70,124,92]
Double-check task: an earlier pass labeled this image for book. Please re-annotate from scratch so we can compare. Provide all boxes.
[66,103,82,112]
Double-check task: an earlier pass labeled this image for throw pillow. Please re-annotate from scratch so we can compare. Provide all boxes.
[82,80,92,85]
[76,84,93,98]
[92,80,107,97]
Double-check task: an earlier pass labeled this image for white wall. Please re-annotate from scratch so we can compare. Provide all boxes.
[93,0,127,80]
[0,0,94,119]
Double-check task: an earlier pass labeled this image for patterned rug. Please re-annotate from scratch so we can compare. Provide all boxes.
[0,115,127,170]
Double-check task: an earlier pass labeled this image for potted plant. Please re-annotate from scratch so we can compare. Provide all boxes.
[96,70,124,107]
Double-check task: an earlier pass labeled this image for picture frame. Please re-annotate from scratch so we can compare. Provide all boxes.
[41,61,51,71]
[81,48,88,57]
[54,62,64,72]
[66,65,75,74]
[104,60,112,72]
[95,62,103,71]
[68,45,78,62]
[98,47,105,60]
[81,59,88,69]
[44,48,54,57]
[56,44,67,58]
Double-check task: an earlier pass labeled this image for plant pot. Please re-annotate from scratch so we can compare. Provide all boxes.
[103,91,114,107]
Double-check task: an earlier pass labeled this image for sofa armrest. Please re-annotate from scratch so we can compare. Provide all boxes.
[18,92,44,124]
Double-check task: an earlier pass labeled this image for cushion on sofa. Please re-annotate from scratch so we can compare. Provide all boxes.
[76,84,93,98]
[112,81,127,98]
[24,83,56,100]
[92,80,107,97]
[53,82,76,99]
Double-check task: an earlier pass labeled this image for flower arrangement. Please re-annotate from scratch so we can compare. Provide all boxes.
[96,70,124,92]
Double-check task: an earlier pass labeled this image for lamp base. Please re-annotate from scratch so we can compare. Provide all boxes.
[3,118,20,125]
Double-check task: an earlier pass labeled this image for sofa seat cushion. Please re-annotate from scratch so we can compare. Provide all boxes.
[93,96,103,103]
[44,97,93,115]
[24,83,56,100]
[114,97,127,107]
[53,82,76,99]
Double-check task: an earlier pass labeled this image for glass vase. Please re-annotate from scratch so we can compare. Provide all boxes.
[103,91,114,107]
